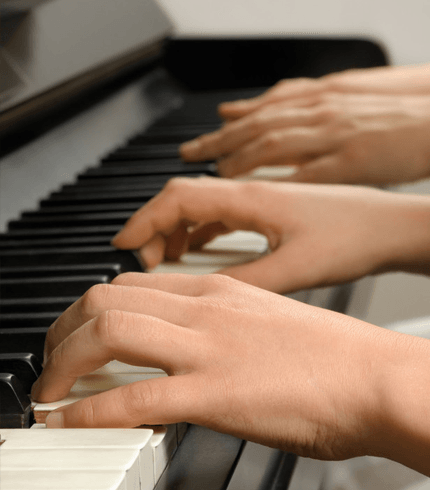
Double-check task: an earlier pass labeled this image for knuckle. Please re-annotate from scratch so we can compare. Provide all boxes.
[273,78,289,90]
[110,272,137,286]
[315,104,340,123]
[204,273,237,291]
[81,283,114,317]
[93,309,125,348]
[123,381,161,418]
[163,177,190,195]
[260,131,282,151]
[247,113,267,133]
[190,274,237,297]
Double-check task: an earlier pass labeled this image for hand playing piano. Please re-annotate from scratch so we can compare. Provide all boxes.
[217,64,430,121]
[180,66,430,185]
[111,177,430,293]
[31,272,430,476]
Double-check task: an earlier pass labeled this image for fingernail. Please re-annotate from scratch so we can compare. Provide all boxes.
[46,411,64,428]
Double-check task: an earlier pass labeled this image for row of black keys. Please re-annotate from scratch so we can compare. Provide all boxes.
[0,114,220,427]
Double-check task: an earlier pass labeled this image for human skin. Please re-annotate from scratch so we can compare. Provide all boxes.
[32,273,430,476]
[179,65,430,184]
[31,178,430,475]
[218,64,430,120]
[111,177,430,293]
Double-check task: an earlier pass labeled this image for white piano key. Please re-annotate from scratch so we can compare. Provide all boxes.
[33,371,167,422]
[92,360,165,375]
[1,428,155,490]
[239,165,297,180]
[0,469,127,490]
[151,231,268,275]
[151,425,178,485]
[2,448,139,490]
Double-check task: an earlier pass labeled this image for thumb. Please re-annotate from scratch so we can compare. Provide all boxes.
[46,375,205,428]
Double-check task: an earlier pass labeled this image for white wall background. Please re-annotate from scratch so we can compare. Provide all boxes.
[158,0,430,327]
[158,0,430,66]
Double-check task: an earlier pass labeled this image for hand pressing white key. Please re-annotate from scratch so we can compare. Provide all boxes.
[32,273,430,477]
[110,177,430,293]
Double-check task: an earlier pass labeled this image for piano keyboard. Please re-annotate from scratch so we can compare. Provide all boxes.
[0,426,177,490]
[0,36,387,489]
[0,78,277,489]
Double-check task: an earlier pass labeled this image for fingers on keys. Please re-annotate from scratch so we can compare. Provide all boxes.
[43,273,217,360]
[45,375,203,429]
[111,177,267,265]
[34,274,254,429]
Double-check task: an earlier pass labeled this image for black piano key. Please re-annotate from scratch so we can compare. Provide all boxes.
[146,123,220,135]
[0,353,42,394]
[22,202,145,216]
[0,374,32,428]
[0,246,143,270]
[0,235,115,249]
[145,123,220,134]
[70,172,197,187]
[42,189,156,206]
[60,182,164,194]
[103,144,180,159]
[0,327,48,362]
[3,226,122,239]
[121,144,180,159]
[0,312,62,329]
[92,161,215,175]
[8,211,133,229]
[0,296,78,314]
[127,132,203,145]
[128,125,220,144]
[1,274,110,299]
[0,263,122,280]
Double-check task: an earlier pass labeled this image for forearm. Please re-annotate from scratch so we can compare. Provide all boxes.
[326,63,430,95]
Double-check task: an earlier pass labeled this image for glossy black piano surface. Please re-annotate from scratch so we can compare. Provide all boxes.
[0,37,388,489]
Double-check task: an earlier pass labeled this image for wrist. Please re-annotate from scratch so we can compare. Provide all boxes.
[369,330,430,475]
[380,194,430,276]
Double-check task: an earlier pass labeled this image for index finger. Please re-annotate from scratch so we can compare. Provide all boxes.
[111,177,267,251]
[33,308,200,403]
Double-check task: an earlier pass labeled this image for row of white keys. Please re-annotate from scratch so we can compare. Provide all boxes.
[29,361,181,489]
[0,428,152,490]
[0,469,128,490]
[1,424,179,490]
[151,230,269,275]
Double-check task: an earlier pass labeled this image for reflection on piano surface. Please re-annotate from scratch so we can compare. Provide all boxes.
[0,2,388,487]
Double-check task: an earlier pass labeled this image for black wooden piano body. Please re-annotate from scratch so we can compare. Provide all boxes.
[0,4,388,487]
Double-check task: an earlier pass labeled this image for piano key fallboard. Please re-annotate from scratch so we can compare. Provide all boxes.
[0,37,388,490]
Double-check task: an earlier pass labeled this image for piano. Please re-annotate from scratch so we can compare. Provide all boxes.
[0,0,388,488]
